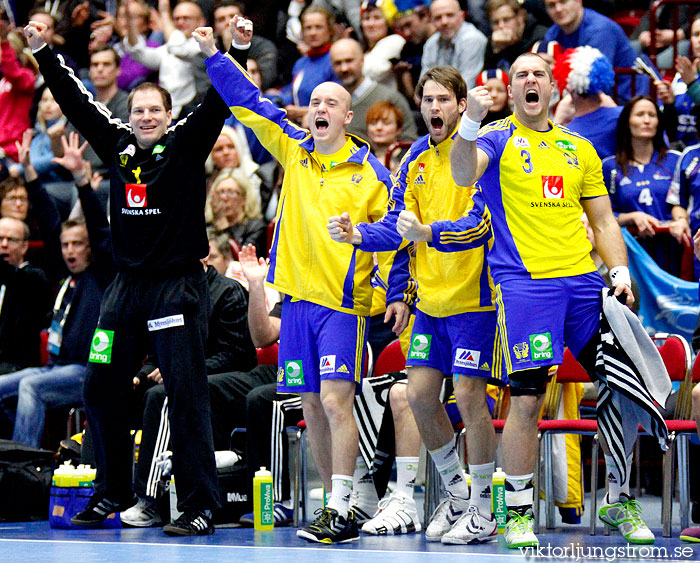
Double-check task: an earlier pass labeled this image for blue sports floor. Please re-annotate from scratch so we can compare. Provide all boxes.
[1,495,698,563]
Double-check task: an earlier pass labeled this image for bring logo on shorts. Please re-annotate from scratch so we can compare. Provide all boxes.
[529,332,553,361]
[408,334,432,360]
[284,361,305,386]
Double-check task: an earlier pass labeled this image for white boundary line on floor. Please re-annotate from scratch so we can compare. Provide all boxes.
[0,538,531,557]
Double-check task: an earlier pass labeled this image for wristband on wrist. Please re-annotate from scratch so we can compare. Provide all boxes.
[609,266,632,288]
[458,112,480,141]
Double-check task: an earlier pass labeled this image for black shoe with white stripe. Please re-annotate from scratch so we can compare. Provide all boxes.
[163,511,215,536]
[71,494,137,527]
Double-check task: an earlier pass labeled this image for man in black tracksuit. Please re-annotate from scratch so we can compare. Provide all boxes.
[128,263,257,520]
[24,18,252,536]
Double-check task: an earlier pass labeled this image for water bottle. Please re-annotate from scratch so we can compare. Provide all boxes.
[169,476,182,522]
[53,461,74,487]
[75,464,95,488]
[253,467,274,531]
[492,467,507,534]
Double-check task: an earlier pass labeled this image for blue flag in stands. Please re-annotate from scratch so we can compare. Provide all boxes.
[623,229,699,344]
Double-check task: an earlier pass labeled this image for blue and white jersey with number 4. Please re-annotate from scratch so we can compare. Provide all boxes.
[602,151,681,221]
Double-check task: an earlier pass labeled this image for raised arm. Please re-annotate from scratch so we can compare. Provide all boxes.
[178,21,251,160]
[0,25,34,93]
[450,86,492,187]
[52,132,113,270]
[16,129,64,275]
[203,25,307,164]
[158,0,176,42]
[25,21,127,164]
[239,244,280,347]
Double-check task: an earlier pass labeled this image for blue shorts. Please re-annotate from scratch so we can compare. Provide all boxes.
[277,297,368,394]
[405,309,506,386]
[495,272,605,375]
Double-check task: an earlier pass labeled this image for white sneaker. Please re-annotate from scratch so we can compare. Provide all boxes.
[599,494,655,544]
[425,493,470,542]
[361,492,421,535]
[120,497,162,527]
[504,510,539,549]
[441,505,497,544]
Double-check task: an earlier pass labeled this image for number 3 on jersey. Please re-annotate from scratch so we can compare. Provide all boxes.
[638,187,653,207]
[521,150,533,174]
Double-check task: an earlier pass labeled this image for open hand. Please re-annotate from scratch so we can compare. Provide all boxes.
[239,243,268,284]
[52,131,89,178]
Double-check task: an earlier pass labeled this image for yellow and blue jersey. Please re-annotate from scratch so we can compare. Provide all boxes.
[469,115,606,282]
[205,51,413,316]
[356,131,494,317]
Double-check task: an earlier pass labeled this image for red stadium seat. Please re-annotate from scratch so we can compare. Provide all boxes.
[256,343,278,366]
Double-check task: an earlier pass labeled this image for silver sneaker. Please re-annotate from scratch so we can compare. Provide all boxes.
[442,505,497,544]
[120,497,162,527]
[425,493,470,541]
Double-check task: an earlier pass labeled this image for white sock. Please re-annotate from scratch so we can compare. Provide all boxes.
[505,473,534,516]
[352,455,378,507]
[327,474,353,518]
[429,439,470,499]
[396,456,419,499]
[469,461,494,516]
[605,453,633,502]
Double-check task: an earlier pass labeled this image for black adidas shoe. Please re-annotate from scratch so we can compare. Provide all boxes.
[163,511,215,536]
[296,508,359,544]
[71,494,137,527]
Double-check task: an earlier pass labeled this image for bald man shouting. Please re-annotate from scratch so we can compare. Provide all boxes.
[197,28,414,544]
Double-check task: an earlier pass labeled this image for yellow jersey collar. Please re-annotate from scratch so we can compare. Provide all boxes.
[510,114,555,134]
[300,133,371,166]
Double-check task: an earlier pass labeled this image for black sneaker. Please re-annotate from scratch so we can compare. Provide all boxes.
[163,511,215,536]
[296,508,359,544]
[71,494,137,527]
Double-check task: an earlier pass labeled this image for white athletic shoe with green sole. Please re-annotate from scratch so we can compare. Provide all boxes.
[598,494,655,544]
[504,510,539,549]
